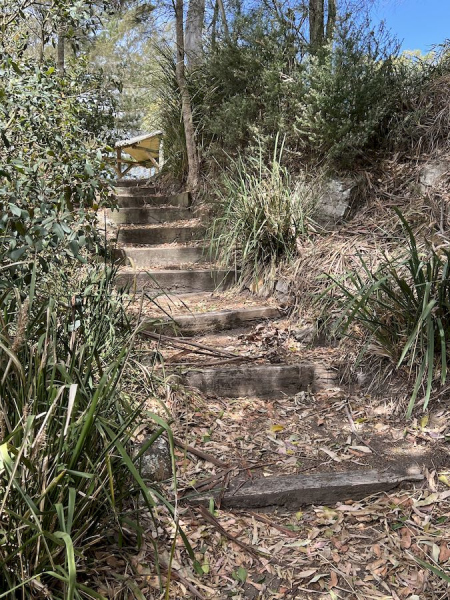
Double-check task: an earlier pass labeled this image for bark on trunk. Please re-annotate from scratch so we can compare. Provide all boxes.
[309,0,324,51]
[175,0,200,191]
[185,0,205,66]
[326,0,337,40]
[211,0,219,50]
[217,0,230,41]
[56,29,65,73]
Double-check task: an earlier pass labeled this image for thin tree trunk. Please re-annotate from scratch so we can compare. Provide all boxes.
[211,0,219,51]
[217,0,230,41]
[56,28,65,73]
[309,0,324,51]
[175,0,200,191]
[185,0,205,66]
[326,0,337,41]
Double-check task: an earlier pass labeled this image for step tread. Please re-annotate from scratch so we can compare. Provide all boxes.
[117,218,201,229]
[142,306,280,336]
[185,467,424,510]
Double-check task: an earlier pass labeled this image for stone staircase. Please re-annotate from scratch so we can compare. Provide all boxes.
[111,180,424,510]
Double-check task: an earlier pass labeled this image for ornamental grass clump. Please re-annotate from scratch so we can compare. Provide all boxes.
[210,137,317,283]
[0,261,180,598]
[330,210,450,418]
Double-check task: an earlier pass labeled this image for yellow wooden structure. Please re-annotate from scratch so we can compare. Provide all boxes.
[115,130,163,178]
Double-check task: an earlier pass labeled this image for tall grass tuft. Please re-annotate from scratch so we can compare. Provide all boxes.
[210,137,317,283]
[0,260,179,598]
[329,210,450,418]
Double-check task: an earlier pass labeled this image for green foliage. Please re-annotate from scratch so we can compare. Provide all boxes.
[153,45,189,182]
[0,54,116,267]
[154,8,429,181]
[0,258,177,598]
[294,22,407,164]
[330,211,450,417]
[210,138,317,282]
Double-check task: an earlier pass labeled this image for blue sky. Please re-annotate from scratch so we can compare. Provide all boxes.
[371,0,449,53]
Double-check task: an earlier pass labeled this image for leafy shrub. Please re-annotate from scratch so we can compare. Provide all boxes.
[294,21,409,165]
[330,211,450,417]
[0,54,116,266]
[210,138,317,282]
[0,259,178,597]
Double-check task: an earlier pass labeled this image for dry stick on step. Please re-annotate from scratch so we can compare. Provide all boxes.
[173,436,228,468]
[140,330,241,359]
[178,467,234,496]
[344,402,379,455]
[194,505,264,564]
[168,356,261,368]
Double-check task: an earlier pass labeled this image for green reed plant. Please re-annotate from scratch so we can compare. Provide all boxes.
[210,137,317,283]
[0,260,186,598]
[329,210,450,418]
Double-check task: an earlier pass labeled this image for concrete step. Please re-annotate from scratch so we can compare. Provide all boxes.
[116,268,237,293]
[143,306,280,336]
[113,245,207,268]
[116,191,191,207]
[183,363,315,398]
[117,225,204,246]
[108,207,192,225]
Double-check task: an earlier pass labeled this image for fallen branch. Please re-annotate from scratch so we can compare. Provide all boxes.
[140,330,239,359]
[173,437,228,468]
[247,512,299,539]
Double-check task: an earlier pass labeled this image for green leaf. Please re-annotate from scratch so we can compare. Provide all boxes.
[232,567,248,583]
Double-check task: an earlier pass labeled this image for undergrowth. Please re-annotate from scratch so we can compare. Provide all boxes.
[329,210,450,417]
[0,259,185,598]
[210,138,318,285]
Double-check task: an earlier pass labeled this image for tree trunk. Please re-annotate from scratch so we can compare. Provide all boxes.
[309,0,324,51]
[175,0,200,191]
[56,28,65,73]
[211,0,219,51]
[326,0,337,40]
[185,0,205,66]
[217,0,230,41]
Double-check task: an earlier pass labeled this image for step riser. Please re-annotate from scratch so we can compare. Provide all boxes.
[144,307,280,336]
[183,364,315,398]
[115,192,191,207]
[116,270,236,293]
[116,179,156,189]
[108,208,191,225]
[187,468,424,510]
[113,247,207,268]
[117,227,204,246]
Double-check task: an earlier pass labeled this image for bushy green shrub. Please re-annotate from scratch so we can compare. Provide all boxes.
[0,54,116,267]
[294,22,407,165]
[330,211,450,417]
[210,138,317,282]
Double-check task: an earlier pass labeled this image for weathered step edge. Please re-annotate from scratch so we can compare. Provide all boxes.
[116,191,191,207]
[116,269,237,293]
[182,363,323,398]
[108,207,192,225]
[113,246,207,268]
[185,467,424,511]
[142,306,281,336]
[117,226,204,245]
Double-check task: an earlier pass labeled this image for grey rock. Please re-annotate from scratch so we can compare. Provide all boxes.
[315,178,354,226]
[134,435,172,482]
[419,159,450,190]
